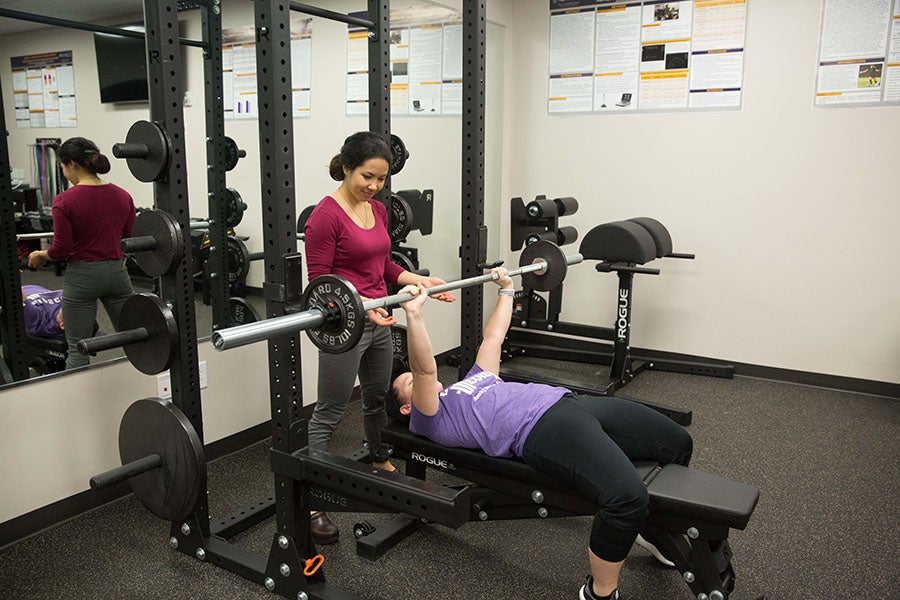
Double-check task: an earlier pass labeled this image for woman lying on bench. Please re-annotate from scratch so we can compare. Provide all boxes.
[387,269,693,600]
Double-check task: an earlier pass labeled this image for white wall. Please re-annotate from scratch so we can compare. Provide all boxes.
[505,0,900,384]
[0,341,271,523]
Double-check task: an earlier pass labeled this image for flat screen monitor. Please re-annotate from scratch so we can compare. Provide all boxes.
[94,25,149,104]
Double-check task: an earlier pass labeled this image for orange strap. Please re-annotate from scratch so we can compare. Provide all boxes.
[304,554,324,576]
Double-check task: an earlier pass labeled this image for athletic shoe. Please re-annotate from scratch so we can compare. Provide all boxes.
[579,575,622,600]
[635,533,675,567]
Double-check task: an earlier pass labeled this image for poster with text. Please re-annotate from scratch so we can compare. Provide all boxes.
[11,51,78,128]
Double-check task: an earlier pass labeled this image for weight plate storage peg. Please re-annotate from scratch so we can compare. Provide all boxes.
[125,209,185,278]
[301,275,366,354]
[117,398,206,522]
[118,293,180,375]
[112,120,171,183]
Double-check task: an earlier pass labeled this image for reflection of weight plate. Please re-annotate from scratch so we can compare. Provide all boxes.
[222,188,247,229]
[225,237,251,283]
[389,194,413,242]
[129,209,185,277]
[119,398,206,522]
[118,293,179,375]
[301,275,366,354]
[389,134,409,175]
[223,136,246,171]
[228,297,261,325]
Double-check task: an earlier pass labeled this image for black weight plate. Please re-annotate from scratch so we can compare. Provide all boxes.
[519,240,568,292]
[297,205,316,234]
[124,121,170,183]
[119,294,179,375]
[389,194,413,242]
[389,134,409,175]
[222,188,246,229]
[225,236,251,283]
[119,398,206,522]
[390,250,416,273]
[301,275,366,354]
[229,296,261,325]
[130,209,184,277]
[223,136,244,171]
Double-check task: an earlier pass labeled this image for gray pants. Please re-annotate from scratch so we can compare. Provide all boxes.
[307,322,392,462]
[62,259,134,370]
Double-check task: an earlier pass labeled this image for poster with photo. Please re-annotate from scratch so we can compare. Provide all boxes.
[11,51,78,128]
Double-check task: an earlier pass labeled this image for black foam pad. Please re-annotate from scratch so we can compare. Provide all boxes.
[628,217,673,258]
[579,221,658,264]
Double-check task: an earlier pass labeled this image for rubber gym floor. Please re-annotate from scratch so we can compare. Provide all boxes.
[1,360,897,599]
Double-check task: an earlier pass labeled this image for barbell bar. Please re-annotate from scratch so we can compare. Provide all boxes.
[212,240,582,353]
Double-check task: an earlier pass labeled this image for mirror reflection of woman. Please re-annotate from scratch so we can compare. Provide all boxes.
[28,137,136,370]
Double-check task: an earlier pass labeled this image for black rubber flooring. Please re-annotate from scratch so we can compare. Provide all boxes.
[1,360,897,600]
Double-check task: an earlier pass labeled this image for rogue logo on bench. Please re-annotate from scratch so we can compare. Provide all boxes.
[411,452,454,470]
[617,289,629,340]
[309,486,348,507]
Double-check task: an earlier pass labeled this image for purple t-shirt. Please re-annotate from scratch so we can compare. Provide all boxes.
[22,285,63,338]
[410,364,569,458]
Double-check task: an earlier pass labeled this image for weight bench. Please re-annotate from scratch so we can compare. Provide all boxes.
[26,334,68,374]
[373,422,758,600]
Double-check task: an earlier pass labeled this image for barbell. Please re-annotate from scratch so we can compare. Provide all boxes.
[212,240,583,354]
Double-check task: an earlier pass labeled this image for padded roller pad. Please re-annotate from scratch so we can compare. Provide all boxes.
[628,217,673,258]
[579,220,658,264]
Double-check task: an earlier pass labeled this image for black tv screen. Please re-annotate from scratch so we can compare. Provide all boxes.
[94,25,149,103]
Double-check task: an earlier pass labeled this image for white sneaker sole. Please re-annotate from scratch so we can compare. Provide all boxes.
[635,534,675,567]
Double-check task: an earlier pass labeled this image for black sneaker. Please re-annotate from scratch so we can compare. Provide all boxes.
[578,575,622,600]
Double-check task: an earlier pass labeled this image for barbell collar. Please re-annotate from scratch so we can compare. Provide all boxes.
[77,327,149,354]
[212,307,327,350]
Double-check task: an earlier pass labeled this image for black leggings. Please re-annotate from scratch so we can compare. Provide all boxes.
[521,394,693,562]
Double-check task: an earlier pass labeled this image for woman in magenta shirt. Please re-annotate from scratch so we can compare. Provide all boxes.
[28,137,135,369]
[303,131,453,544]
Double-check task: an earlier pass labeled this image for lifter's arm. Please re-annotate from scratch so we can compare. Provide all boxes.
[474,268,514,376]
[399,284,441,416]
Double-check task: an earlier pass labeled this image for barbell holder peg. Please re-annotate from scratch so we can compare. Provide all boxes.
[212,241,582,352]
[89,453,162,489]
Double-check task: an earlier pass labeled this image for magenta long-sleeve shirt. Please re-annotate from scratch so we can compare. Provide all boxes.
[304,196,404,299]
[47,183,135,262]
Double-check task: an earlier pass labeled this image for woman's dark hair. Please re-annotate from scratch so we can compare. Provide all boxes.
[59,137,111,175]
[383,356,411,425]
[328,131,391,181]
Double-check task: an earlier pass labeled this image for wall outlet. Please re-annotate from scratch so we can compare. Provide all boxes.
[157,372,172,399]
[183,91,193,107]
[199,361,208,389]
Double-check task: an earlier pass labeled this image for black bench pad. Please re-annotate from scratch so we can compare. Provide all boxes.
[383,423,758,530]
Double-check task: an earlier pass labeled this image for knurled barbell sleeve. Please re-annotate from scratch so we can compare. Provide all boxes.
[212,308,328,350]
